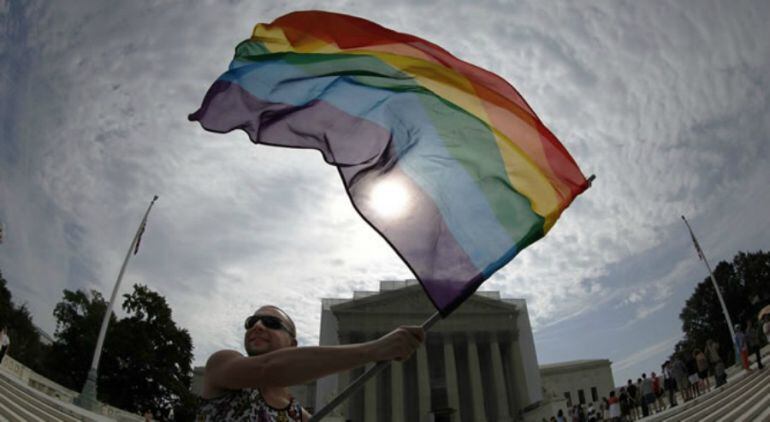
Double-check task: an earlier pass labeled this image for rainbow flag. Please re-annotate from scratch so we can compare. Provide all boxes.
[190,11,589,315]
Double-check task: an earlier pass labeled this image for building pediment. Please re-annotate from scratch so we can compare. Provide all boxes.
[329,284,520,335]
[330,284,519,314]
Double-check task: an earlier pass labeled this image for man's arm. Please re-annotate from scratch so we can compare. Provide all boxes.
[205,326,423,394]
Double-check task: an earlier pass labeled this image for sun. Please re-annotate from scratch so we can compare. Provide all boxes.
[369,180,410,219]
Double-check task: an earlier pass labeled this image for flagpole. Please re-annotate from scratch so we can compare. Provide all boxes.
[309,311,442,422]
[76,195,159,410]
[681,215,738,353]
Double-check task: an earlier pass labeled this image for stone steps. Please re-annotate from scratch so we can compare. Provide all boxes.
[0,378,49,421]
[680,369,766,422]
[0,367,105,421]
[643,366,769,422]
[727,374,770,422]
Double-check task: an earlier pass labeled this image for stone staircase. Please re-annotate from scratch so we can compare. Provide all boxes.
[645,367,770,422]
[0,358,145,422]
[0,367,111,421]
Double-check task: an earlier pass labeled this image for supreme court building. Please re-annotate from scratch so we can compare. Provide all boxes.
[314,280,547,422]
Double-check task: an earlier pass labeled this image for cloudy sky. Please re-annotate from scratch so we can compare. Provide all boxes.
[2,0,769,387]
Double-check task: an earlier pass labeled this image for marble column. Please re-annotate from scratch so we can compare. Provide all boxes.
[416,344,432,422]
[337,332,351,418]
[391,361,405,422]
[490,336,512,421]
[443,337,461,422]
[364,362,377,422]
[363,332,379,422]
[467,335,488,422]
[508,339,528,412]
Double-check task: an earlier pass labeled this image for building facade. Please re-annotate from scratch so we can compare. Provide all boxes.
[315,280,544,422]
[540,359,615,417]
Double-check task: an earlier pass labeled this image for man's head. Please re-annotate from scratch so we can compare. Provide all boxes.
[243,305,297,356]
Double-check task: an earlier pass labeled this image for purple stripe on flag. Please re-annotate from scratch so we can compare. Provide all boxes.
[190,80,481,314]
[189,80,388,167]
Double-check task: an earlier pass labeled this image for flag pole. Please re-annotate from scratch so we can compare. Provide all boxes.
[309,311,442,421]
[76,195,159,410]
[681,215,738,353]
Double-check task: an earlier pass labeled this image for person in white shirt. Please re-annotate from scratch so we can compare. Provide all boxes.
[607,390,621,421]
[0,326,10,363]
[763,314,770,343]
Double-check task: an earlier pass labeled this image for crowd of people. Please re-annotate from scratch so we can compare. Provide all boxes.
[546,362,717,422]
[547,316,769,422]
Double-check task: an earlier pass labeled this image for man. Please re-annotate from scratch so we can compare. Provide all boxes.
[734,324,750,371]
[694,348,710,392]
[626,379,638,420]
[640,373,653,417]
[0,326,9,363]
[651,371,664,411]
[685,352,700,397]
[705,339,726,387]
[671,355,690,402]
[197,305,424,421]
[607,390,621,422]
[745,320,763,369]
[763,314,770,343]
[586,401,597,422]
[662,361,677,408]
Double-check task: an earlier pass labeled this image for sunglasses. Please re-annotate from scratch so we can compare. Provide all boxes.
[244,314,294,337]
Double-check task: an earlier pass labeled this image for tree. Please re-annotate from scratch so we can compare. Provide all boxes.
[42,289,114,390]
[677,250,770,364]
[0,270,47,372]
[45,284,195,420]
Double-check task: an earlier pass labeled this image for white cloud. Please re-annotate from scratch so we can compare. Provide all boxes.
[613,334,680,373]
[1,0,769,377]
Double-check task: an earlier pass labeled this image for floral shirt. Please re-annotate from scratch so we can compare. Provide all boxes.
[197,388,303,422]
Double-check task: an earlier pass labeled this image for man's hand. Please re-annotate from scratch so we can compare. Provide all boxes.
[367,326,425,362]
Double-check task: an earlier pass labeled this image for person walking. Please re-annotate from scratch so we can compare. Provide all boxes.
[694,348,709,393]
[607,390,621,422]
[0,326,9,364]
[556,408,566,422]
[626,379,639,420]
[586,402,597,422]
[734,324,751,371]
[651,371,664,413]
[663,361,678,408]
[640,373,654,417]
[685,352,700,397]
[619,387,630,421]
[706,339,726,386]
[745,320,763,369]
[672,355,690,402]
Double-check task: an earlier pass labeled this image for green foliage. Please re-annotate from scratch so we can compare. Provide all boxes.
[677,250,770,364]
[0,271,46,372]
[42,289,113,391]
[45,284,195,421]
